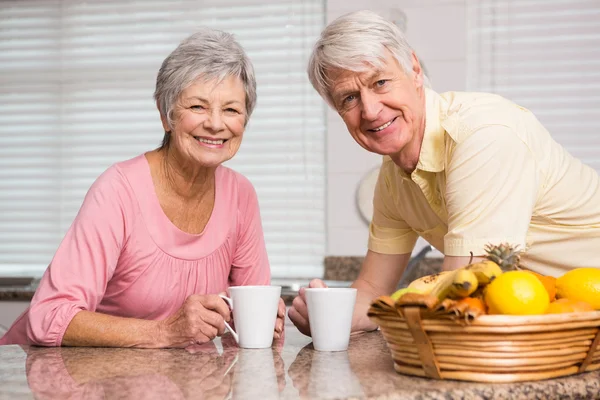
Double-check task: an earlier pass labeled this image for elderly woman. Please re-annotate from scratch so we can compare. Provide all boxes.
[0,29,285,347]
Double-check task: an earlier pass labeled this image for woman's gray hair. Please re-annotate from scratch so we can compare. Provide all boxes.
[154,28,257,148]
[308,10,431,108]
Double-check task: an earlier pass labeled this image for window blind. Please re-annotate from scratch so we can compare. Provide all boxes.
[466,0,600,172]
[0,0,326,278]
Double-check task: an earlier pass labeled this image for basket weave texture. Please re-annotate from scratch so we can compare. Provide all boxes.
[368,296,600,383]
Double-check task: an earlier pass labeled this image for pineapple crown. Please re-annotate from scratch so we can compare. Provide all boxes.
[484,243,522,271]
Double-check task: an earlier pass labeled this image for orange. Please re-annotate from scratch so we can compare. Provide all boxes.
[556,268,600,310]
[523,270,557,301]
[484,271,550,315]
[456,297,487,314]
[545,298,594,314]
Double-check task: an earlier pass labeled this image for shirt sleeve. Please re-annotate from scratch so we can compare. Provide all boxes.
[368,164,419,254]
[26,166,133,346]
[444,126,540,256]
[229,175,271,286]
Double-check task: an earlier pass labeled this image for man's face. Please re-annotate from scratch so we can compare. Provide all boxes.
[329,50,425,157]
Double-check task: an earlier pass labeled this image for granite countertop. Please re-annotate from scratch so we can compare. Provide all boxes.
[1,326,599,399]
[0,278,38,301]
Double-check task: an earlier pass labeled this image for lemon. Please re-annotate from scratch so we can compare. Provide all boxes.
[556,268,600,310]
[484,271,550,315]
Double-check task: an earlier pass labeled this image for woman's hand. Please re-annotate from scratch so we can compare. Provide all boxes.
[157,294,231,348]
[274,298,286,339]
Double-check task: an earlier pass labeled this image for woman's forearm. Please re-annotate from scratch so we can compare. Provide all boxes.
[62,311,164,348]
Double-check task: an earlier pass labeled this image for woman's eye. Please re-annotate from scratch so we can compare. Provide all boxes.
[190,105,205,110]
[375,79,388,87]
[225,108,240,114]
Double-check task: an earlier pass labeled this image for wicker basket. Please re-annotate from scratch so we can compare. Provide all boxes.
[368,296,600,383]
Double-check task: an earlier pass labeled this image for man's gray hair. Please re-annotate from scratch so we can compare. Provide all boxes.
[154,28,257,147]
[307,10,430,107]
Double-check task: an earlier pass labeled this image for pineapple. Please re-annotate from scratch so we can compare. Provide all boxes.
[484,243,522,271]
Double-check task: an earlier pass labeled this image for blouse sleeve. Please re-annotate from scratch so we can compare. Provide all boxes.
[229,174,271,287]
[26,166,134,346]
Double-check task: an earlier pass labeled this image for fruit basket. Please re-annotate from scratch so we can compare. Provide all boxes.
[368,296,600,383]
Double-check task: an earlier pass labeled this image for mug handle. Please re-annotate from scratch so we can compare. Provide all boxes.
[219,294,239,344]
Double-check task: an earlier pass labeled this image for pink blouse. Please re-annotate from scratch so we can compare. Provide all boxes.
[0,154,270,346]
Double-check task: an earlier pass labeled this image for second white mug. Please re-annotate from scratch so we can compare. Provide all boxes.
[305,287,357,352]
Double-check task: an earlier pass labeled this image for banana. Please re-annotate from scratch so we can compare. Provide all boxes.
[449,269,479,298]
[429,268,479,301]
[407,271,453,294]
[406,261,501,303]
[464,260,503,284]
[390,287,423,301]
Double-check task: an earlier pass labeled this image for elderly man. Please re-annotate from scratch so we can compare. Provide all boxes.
[288,10,600,336]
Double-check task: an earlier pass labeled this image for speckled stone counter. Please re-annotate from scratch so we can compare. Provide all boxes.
[325,256,443,283]
[0,280,37,301]
[1,327,599,399]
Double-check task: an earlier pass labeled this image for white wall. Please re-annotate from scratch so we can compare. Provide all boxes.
[325,0,467,256]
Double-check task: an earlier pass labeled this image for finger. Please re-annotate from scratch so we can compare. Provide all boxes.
[198,322,219,341]
[193,333,212,345]
[203,311,227,336]
[292,295,309,321]
[309,278,327,288]
[274,316,285,339]
[298,286,306,303]
[277,298,285,318]
[275,316,284,333]
[202,295,232,322]
[287,306,310,336]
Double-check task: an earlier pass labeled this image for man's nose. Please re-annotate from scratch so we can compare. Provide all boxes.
[361,92,382,121]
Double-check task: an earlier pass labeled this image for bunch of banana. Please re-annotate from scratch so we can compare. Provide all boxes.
[405,260,503,303]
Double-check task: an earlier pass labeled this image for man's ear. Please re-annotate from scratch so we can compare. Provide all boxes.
[410,51,424,88]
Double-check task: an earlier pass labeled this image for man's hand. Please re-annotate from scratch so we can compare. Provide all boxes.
[287,279,327,336]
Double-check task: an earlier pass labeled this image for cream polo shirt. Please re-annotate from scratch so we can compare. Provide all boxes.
[368,88,600,277]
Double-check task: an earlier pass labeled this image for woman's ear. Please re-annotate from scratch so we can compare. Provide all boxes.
[410,51,424,89]
[157,102,170,132]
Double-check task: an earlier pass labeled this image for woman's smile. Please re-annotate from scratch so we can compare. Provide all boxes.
[194,136,229,149]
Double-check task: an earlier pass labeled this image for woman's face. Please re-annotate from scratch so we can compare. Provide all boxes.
[164,75,247,168]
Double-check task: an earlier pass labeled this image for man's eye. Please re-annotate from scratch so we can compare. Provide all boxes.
[343,94,356,104]
[225,108,240,114]
[375,79,388,87]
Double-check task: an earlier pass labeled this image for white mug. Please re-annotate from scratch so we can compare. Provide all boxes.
[219,285,281,349]
[305,288,357,352]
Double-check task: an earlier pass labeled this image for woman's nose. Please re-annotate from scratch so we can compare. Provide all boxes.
[204,110,224,131]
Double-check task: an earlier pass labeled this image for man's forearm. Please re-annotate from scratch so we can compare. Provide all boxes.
[441,255,485,271]
[349,278,385,332]
[348,250,412,333]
